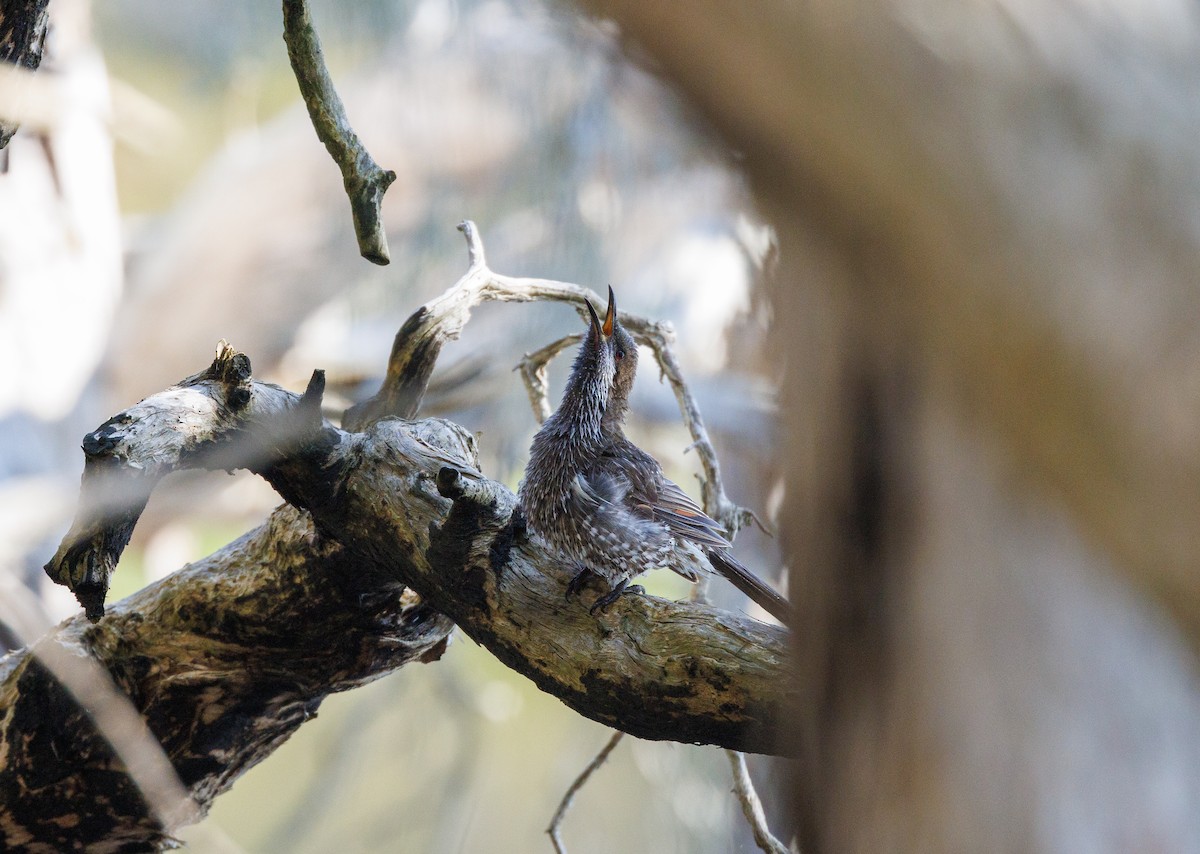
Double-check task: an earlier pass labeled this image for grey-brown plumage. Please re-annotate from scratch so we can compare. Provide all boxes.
[518,288,792,626]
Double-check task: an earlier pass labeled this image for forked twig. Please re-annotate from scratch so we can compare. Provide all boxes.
[517,333,583,425]
[546,731,625,854]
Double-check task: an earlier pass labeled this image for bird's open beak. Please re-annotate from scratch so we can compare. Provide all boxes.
[585,299,604,345]
[603,286,616,337]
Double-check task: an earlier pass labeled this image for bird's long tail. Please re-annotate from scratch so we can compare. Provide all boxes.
[705,549,793,628]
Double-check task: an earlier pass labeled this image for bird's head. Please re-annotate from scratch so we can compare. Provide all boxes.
[583,286,638,432]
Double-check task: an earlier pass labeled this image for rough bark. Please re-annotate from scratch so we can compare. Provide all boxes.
[2,506,452,852]
[36,345,791,757]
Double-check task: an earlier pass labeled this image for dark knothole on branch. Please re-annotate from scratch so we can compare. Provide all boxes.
[488,507,526,582]
[427,466,509,611]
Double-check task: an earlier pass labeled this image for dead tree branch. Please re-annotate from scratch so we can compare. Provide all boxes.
[6,224,793,849]
[356,220,760,536]
[729,750,791,854]
[5,499,453,850]
[281,0,396,265]
[517,333,583,424]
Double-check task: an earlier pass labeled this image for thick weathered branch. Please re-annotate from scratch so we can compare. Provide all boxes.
[354,448,792,754]
[5,505,453,850]
[39,347,790,758]
[281,0,396,265]
[43,342,328,620]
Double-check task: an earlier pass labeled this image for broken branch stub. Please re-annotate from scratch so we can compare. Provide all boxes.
[281,0,396,265]
[43,343,335,620]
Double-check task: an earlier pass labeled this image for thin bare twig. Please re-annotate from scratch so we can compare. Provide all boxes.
[546,731,625,854]
[517,333,584,425]
[729,750,791,854]
[281,0,396,265]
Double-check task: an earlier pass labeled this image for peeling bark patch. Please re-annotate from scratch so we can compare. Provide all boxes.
[82,414,132,457]
[685,656,732,692]
[190,347,252,389]
[419,635,450,663]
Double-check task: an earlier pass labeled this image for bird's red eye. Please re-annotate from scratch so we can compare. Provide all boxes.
[616,348,625,361]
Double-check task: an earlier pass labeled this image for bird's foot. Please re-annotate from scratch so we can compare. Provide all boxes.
[588,579,644,615]
[566,568,598,600]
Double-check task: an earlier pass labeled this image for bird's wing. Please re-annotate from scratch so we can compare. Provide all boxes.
[573,468,626,509]
[601,439,731,549]
[575,465,678,567]
[646,477,732,549]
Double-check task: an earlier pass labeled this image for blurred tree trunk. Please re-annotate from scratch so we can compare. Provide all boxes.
[582,1,1200,851]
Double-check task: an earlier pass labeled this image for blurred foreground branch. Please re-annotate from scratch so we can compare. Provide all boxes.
[578,1,1200,851]
[581,0,1200,646]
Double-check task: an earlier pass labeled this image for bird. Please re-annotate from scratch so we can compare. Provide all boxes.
[518,287,793,626]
